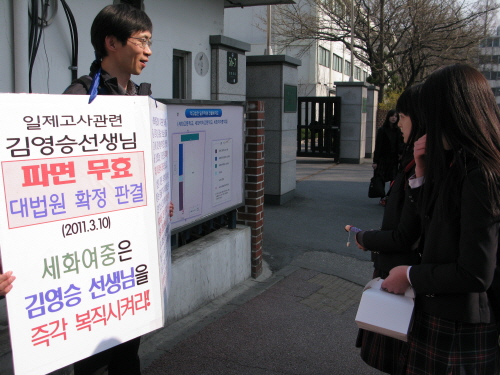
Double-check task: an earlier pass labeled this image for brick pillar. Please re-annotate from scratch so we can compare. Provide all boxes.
[237,101,265,278]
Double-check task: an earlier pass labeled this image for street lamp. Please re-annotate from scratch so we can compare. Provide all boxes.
[265,5,273,55]
[350,0,355,82]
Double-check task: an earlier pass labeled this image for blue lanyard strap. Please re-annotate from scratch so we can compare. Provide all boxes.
[88,66,102,104]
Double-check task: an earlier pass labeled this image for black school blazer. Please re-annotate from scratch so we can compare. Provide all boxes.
[357,160,421,273]
[409,166,500,323]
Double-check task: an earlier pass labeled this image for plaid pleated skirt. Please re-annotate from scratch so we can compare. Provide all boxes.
[397,310,500,375]
[356,269,404,374]
[357,328,404,373]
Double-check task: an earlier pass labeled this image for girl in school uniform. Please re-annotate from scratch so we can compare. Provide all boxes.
[383,64,500,374]
[354,84,423,374]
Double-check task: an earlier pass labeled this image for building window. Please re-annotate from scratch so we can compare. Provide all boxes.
[482,38,493,47]
[319,46,330,67]
[479,55,500,64]
[354,66,361,80]
[322,0,345,16]
[333,0,345,17]
[479,55,492,64]
[345,60,351,76]
[482,71,500,81]
[480,37,500,47]
[333,54,342,72]
[173,50,191,99]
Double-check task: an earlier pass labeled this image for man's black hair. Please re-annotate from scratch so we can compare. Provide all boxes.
[91,4,152,60]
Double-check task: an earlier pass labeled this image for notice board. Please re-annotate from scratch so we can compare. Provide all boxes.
[166,104,245,232]
[0,94,171,375]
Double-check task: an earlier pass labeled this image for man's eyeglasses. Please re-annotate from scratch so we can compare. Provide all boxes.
[128,37,152,49]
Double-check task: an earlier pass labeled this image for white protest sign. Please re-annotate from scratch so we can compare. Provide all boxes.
[0,94,170,375]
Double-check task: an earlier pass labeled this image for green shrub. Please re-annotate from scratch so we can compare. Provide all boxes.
[379,89,403,111]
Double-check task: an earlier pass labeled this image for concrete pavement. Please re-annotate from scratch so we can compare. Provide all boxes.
[138,158,387,374]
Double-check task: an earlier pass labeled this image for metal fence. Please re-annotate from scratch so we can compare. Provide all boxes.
[297,97,341,160]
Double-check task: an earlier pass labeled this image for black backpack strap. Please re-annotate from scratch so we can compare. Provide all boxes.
[76,75,111,96]
[76,76,150,96]
[137,82,152,96]
[74,75,93,93]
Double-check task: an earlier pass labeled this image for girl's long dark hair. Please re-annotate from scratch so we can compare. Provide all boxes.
[382,109,399,129]
[419,64,500,217]
[396,84,424,166]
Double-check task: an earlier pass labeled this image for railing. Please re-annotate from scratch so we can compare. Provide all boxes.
[297,97,341,159]
[171,210,237,249]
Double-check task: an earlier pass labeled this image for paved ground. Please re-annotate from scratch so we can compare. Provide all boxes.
[264,158,383,272]
[140,258,384,375]
[136,158,386,374]
[0,158,387,374]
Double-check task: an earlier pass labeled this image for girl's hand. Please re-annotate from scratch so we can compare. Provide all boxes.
[355,238,367,251]
[0,271,15,296]
[414,135,426,178]
[381,266,410,295]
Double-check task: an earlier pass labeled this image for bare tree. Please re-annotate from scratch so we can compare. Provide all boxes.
[272,0,499,100]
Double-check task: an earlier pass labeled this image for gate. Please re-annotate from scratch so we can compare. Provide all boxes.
[297,96,341,159]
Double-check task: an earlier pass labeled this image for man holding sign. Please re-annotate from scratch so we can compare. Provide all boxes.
[2,4,173,374]
[64,4,161,375]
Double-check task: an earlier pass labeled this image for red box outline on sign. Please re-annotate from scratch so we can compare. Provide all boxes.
[1,151,149,229]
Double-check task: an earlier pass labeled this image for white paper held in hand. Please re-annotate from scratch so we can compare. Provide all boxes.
[355,277,415,342]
